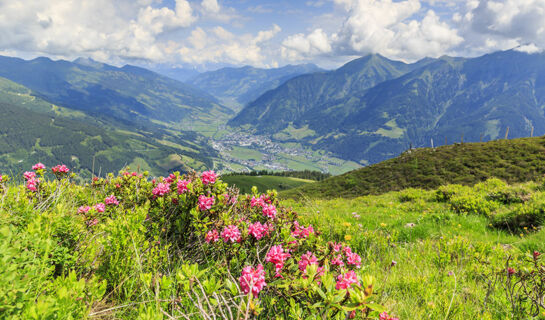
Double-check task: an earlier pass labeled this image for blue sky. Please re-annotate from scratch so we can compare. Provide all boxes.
[0,0,544,70]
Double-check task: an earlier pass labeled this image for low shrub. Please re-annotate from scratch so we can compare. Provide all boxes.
[0,164,388,319]
[398,188,426,202]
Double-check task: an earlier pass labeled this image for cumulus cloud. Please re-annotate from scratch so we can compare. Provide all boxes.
[455,0,545,55]
[178,24,282,67]
[282,29,332,60]
[282,0,463,62]
[0,0,198,62]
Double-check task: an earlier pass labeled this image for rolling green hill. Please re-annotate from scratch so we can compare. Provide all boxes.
[231,50,545,165]
[281,136,545,199]
[221,175,314,194]
[0,76,218,176]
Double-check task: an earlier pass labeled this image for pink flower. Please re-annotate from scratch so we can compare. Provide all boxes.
[26,181,37,192]
[51,164,70,174]
[266,245,291,277]
[343,246,352,255]
[87,218,99,227]
[205,229,219,243]
[292,221,315,239]
[23,171,36,180]
[152,183,170,197]
[105,195,119,206]
[335,270,359,290]
[298,251,318,272]
[78,206,91,214]
[248,221,268,240]
[32,163,46,170]
[331,255,344,267]
[177,179,190,194]
[201,170,217,185]
[251,196,265,208]
[346,251,362,268]
[198,195,215,211]
[332,242,343,252]
[0,175,3,182]
[239,264,266,296]
[221,225,241,243]
[94,203,105,213]
[165,173,176,184]
[379,312,399,320]
[262,204,277,219]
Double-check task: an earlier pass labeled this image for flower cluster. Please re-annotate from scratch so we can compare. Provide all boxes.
[298,251,318,272]
[262,204,277,219]
[221,225,241,243]
[24,170,39,192]
[291,221,315,239]
[379,312,400,320]
[152,183,171,197]
[198,195,215,211]
[177,179,190,194]
[32,163,46,170]
[248,221,269,240]
[51,164,69,174]
[239,264,266,297]
[205,230,219,243]
[105,194,119,206]
[266,245,291,277]
[328,243,362,268]
[335,270,359,290]
[200,170,217,185]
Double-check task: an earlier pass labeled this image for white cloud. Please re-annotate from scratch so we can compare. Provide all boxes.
[455,0,545,55]
[201,0,220,14]
[0,0,197,62]
[281,0,463,62]
[282,29,332,60]
[178,24,282,67]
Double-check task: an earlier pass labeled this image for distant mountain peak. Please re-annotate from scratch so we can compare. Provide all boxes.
[73,57,108,69]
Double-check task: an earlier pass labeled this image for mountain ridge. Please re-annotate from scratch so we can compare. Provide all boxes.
[230,50,545,165]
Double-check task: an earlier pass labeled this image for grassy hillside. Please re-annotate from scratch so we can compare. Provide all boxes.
[222,175,314,194]
[284,178,545,319]
[0,101,216,176]
[281,136,545,199]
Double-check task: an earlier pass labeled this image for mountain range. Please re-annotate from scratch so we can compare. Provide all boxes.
[187,63,323,110]
[0,56,224,175]
[2,49,545,176]
[229,49,545,165]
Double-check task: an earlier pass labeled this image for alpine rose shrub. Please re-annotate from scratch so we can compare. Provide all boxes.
[221,225,241,243]
[198,195,215,211]
[200,170,217,185]
[239,264,266,296]
[152,183,170,197]
[262,204,277,219]
[205,230,219,243]
[336,270,359,290]
[177,179,190,194]
[32,163,46,170]
[72,167,383,318]
[105,195,119,206]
